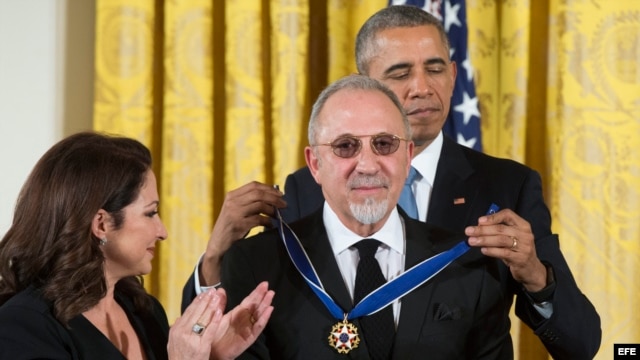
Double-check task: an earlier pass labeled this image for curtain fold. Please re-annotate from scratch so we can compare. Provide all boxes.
[468,2,548,358]
[94,0,160,295]
[327,1,386,82]
[547,1,640,359]
[94,0,156,143]
[157,0,215,317]
[93,0,387,322]
[469,1,640,359]
[93,1,639,359]
[225,1,267,189]
[270,0,310,184]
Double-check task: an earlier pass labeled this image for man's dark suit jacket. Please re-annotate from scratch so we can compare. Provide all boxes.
[0,285,169,360]
[277,135,601,359]
[222,210,513,359]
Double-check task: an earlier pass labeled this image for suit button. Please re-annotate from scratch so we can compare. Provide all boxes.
[541,329,559,343]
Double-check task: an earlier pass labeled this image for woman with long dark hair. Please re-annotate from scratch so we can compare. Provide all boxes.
[0,132,273,360]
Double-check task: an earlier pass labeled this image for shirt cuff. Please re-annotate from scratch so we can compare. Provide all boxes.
[524,262,556,319]
[193,253,221,295]
[532,301,554,319]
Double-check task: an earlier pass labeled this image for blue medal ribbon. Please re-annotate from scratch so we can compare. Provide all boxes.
[275,203,499,320]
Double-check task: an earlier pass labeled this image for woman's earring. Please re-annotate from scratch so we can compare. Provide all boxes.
[99,237,107,246]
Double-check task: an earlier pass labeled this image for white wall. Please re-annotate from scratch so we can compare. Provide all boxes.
[0,0,94,237]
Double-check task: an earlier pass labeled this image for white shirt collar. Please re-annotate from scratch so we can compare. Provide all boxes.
[323,203,405,256]
[411,131,443,187]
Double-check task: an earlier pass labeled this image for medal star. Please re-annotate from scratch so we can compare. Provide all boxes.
[332,324,357,349]
[328,320,360,354]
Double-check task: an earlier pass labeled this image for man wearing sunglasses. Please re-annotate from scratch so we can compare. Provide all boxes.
[279,5,600,359]
[219,74,513,359]
[181,5,599,358]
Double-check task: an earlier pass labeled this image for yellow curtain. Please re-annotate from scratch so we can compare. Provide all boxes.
[469,0,640,359]
[327,1,388,82]
[94,0,386,323]
[547,1,640,359]
[468,1,548,358]
[94,0,639,358]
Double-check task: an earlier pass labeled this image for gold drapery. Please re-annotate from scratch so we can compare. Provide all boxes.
[93,1,639,358]
[468,1,640,359]
[546,1,640,359]
[93,0,387,321]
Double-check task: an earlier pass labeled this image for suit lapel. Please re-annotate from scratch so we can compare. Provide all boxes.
[394,214,463,358]
[295,211,354,315]
[428,136,478,230]
[394,216,438,355]
[287,212,371,359]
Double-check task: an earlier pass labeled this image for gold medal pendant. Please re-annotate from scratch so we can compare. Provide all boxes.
[328,316,360,354]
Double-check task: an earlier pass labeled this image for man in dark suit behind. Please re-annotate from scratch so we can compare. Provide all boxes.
[280,5,600,360]
[221,74,513,359]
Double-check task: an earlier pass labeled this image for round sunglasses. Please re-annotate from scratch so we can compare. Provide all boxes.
[312,133,409,158]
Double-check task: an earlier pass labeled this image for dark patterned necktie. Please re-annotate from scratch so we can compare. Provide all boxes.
[353,239,395,360]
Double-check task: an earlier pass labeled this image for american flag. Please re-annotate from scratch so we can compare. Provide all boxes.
[388,0,482,151]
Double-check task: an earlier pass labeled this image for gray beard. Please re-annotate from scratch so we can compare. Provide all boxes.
[349,197,389,225]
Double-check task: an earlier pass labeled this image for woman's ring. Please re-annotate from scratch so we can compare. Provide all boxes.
[192,322,206,335]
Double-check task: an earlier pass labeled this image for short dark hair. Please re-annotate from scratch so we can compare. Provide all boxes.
[355,5,450,75]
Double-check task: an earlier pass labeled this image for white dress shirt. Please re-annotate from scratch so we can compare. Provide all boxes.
[323,203,405,326]
[192,130,551,319]
[410,131,443,222]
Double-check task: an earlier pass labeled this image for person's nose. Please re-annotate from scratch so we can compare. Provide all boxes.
[354,139,381,174]
[157,219,168,241]
[408,73,433,98]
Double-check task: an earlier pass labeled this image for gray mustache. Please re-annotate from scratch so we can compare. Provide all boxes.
[348,176,389,188]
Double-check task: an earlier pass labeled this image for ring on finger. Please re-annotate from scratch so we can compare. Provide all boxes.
[250,315,256,325]
[510,236,518,251]
[192,322,206,335]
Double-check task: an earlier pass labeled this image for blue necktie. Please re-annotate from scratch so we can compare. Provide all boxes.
[398,166,419,219]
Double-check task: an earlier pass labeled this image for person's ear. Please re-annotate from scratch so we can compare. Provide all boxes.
[305,146,322,186]
[91,209,110,241]
[449,60,458,87]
